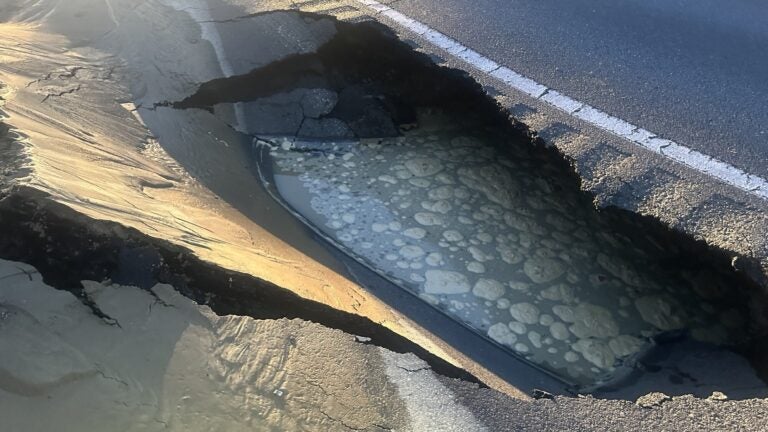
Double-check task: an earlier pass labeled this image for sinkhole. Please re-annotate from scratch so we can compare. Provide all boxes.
[174,14,767,392]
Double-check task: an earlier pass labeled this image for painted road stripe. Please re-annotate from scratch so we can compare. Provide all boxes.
[355,0,768,200]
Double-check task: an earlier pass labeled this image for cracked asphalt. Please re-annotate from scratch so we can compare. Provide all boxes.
[385,0,768,179]
[269,0,768,308]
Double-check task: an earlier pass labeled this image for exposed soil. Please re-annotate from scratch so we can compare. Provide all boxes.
[0,187,480,385]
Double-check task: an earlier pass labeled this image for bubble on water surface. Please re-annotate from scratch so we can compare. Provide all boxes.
[264,128,752,386]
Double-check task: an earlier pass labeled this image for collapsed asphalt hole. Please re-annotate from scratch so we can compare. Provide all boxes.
[172,13,768,394]
[172,18,521,140]
[0,188,481,386]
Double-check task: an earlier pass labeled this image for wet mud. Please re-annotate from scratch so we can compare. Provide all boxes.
[0,188,480,386]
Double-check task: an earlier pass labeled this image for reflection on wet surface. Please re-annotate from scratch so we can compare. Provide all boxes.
[256,112,755,387]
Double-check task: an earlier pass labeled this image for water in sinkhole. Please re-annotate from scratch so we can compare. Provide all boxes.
[253,114,755,388]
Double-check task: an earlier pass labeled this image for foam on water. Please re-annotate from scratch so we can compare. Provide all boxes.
[262,128,751,386]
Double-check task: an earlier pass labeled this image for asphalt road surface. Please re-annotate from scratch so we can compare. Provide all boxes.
[385,0,768,178]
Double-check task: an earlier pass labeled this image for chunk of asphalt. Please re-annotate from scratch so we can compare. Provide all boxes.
[707,391,729,402]
[300,88,338,118]
[636,392,672,408]
[532,389,555,400]
[297,117,354,139]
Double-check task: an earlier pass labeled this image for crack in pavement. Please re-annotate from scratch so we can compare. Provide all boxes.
[41,85,82,103]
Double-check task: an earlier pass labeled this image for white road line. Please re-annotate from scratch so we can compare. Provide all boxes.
[355,0,768,200]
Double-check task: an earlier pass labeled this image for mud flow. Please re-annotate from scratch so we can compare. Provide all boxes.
[170,16,768,393]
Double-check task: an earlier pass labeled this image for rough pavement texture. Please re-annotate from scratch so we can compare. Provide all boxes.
[444,375,768,432]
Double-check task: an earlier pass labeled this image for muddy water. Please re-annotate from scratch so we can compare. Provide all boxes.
[255,113,755,388]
